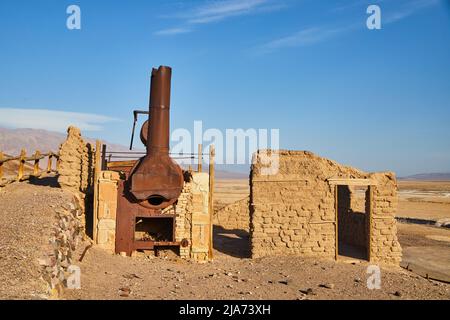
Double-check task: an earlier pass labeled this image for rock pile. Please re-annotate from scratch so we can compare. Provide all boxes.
[39,196,84,296]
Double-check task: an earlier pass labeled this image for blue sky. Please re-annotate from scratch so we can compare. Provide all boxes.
[0,0,449,176]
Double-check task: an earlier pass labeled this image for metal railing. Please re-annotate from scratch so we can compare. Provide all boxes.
[101,144,211,173]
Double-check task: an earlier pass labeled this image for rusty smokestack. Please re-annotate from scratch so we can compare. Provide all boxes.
[129,66,183,209]
[147,66,171,155]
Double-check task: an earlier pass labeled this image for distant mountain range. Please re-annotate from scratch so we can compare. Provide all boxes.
[5,127,446,181]
[0,127,68,155]
[0,127,129,155]
[399,173,450,181]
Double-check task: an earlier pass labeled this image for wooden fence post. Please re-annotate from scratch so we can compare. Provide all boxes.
[101,144,107,170]
[197,144,203,172]
[0,151,3,180]
[47,154,53,173]
[56,156,61,172]
[93,140,102,243]
[208,145,215,260]
[17,149,26,181]
[33,150,41,176]
[335,185,339,261]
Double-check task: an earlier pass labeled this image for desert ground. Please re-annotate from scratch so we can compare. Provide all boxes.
[214,178,450,283]
[0,177,449,299]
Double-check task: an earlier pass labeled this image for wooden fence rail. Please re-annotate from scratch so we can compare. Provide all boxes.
[0,149,60,187]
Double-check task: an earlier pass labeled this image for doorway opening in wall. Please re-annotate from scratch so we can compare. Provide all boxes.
[336,184,371,261]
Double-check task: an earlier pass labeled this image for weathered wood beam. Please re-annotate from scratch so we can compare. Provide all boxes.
[327,178,376,186]
[33,150,41,176]
[208,144,215,261]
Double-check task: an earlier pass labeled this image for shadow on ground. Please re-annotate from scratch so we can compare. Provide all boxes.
[27,175,94,239]
[28,175,61,188]
[338,242,368,261]
[213,225,251,258]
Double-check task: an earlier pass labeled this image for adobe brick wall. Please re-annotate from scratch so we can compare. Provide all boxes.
[215,197,250,232]
[95,171,120,251]
[174,179,193,259]
[189,172,211,262]
[57,126,95,232]
[370,173,402,264]
[250,150,402,265]
[57,126,94,194]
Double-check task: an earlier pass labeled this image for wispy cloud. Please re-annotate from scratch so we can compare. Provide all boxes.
[256,0,440,54]
[154,27,192,36]
[154,0,285,36]
[0,108,118,132]
[188,0,278,24]
[332,0,385,13]
[385,0,440,23]
[258,26,349,53]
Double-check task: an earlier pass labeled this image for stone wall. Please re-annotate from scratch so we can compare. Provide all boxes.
[57,126,95,232]
[39,196,84,296]
[57,126,94,194]
[370,173,402,264]
[95,171,120,252]
[215,197,250,232]
[174,178,193,259]
[250,150,402,265]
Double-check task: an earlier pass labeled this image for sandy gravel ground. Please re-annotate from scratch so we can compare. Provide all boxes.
[1,179,449,300]
[0,179,72,299]
[397,223,450,282]
[62,226,449,300]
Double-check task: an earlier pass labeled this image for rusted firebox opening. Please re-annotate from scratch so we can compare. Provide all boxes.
[135,217,175,242]
[147,195,167,207]
[337,185,370,260]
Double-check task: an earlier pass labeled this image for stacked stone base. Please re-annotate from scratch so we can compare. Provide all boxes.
[39,196,84,296]
[95,170,211,262]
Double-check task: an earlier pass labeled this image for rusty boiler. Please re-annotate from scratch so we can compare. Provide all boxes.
[129,66,183,208]
[115,66,185,256]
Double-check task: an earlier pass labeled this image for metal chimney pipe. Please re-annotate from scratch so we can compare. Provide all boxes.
[147,66,171,155]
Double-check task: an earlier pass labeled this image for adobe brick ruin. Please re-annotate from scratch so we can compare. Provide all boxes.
[57,128,401,265]
[250,150,402,265]
[215,197,250,232]
[56,126,212,262]
[215,150,402,265]
[57,126,93,195]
